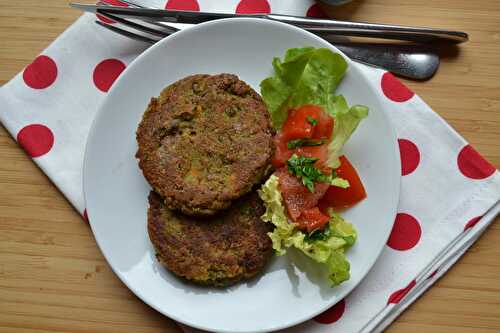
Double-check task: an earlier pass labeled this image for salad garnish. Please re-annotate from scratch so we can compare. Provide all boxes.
[258,47,368,286]
[286,154,348,193]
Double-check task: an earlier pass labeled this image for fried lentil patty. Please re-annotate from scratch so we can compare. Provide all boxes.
[136,74,274,216]
[147,191,273,287]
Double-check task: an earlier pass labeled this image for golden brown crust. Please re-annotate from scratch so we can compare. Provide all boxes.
[136,74,274,216]
[147,191,273,287]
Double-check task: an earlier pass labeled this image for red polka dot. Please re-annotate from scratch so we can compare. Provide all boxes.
[236,0,271,14]
[83,209,89,223]
[96,0,128,24]
[388,280,416,304]
[93,59,126,93]
[314,299,345,324]
[457,145,496,180]
[306,4,328,18]
[165,0,200,11]
[464,216,482,231]
[23,55,58,89]
[398,139,420,176]
[387,213,421,251]
[381,72,414,102]
[16,124,54,158]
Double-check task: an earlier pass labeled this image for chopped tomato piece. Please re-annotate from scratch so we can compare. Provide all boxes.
[272,133,331,169]
[282,104,334,141]
[297,207,330,232]
[295,145,331,173]
[276,168,329,221]
[281,106,320,141]
[272,104,335,168]
[272,132,293,168]
[312,110,334,140]
[318,155,367,211]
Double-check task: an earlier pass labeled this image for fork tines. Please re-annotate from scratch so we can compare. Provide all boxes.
[95,10,179,44]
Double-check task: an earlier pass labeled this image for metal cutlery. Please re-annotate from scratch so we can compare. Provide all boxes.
[91,9,440,80]
[71,2,468,44]
[70,2,452,79]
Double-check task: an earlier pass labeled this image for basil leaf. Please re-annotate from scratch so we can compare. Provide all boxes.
[306,115,318,126]
[287,138,325,149]
[305,226,332,242]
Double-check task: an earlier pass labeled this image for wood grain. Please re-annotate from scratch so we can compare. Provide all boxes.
[0,1,498,332]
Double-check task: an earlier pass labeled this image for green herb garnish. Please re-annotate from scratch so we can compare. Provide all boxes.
[286,154,338,192]
[287,138,325,149]
[305,225,332,242]
[306,115,318,126]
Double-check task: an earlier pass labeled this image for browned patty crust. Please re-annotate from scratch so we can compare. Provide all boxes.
[136,74,274,216]
[147,191,274,287]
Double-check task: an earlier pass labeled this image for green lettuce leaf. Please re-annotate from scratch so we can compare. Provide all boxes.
[258,175,293,255]
[258,175,357,286]
[326,96,369,168]
[327,250,350,285]
[329,210,357,248]
[260,47,348,129]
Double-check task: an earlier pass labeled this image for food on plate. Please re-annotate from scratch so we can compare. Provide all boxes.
[136,74,274,216]
[138,47,367,288]
[137,73,275,288]
[258,47,368,286]
[318,155,367,211]
[147,191,274,287]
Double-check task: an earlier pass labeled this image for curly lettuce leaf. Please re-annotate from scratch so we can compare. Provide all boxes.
[258,175,293,255]
[258,175,357,286]
[329,210,357,248]
[260,47,348,129]
[326,96,369,168]
[327,250,350,285]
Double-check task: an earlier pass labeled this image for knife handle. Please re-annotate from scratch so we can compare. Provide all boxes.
[268,14,468,44]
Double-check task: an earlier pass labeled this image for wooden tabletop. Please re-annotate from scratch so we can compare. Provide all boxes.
[0,1,499,332]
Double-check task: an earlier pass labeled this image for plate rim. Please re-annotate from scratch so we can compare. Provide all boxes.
[83,17,401,333]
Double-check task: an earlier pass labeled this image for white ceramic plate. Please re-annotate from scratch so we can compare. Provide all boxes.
[84,18,400,333]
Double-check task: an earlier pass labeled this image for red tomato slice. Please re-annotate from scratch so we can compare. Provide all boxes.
[295,145,331,173]
[272,104,335,168]
[272,132,293,168]
[312,110,334,140]
[282,105,323,141]
[318,155,367,210]
[281,108,314,141]
[282,104,334,141]
[297,207,330,232]
[276,168,329,221]
[272,130,330,169]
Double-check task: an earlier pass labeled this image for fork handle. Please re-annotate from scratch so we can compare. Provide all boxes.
[268,14,468,44]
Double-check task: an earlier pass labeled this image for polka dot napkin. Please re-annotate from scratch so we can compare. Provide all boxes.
[0,1,499,332]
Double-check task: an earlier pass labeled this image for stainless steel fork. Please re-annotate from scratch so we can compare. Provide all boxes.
[89,2,440,80]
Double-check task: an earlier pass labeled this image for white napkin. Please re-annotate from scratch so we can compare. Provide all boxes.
[0,1,498,332]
